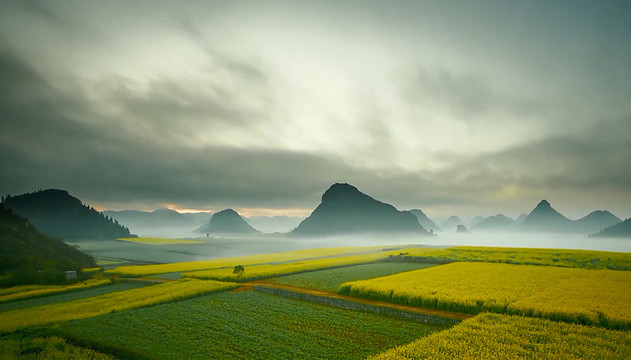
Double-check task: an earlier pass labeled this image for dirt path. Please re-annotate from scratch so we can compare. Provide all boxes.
[239,280,471,321]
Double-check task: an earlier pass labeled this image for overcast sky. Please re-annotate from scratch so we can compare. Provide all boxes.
[1,1,630,219]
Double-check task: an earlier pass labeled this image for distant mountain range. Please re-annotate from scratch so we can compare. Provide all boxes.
[519,200,621,234]
[2,190,135,240]
[195,209,260,235]
[515,214,528,224]
[472,214,515,231]
[292,183,428,236]
[408,209,441,232]
[590,218,631,238]
[0,204,96,286]
[441,216,464,231]
[104,208,210,233]
[245,216,304,233]
[468,216,486,228]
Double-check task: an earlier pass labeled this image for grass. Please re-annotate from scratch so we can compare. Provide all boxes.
[0,335,116,360]
[106,245,390,277]
[268,262,438,292]
[0,281,150,313]
[371,313,631,360]
[56,290,449,360]
[182,252,388,282]
[340,262,631,329]
[0,279,238,332]
[118,237,205,245]
[391,246,631,271]
[0,279,112,304]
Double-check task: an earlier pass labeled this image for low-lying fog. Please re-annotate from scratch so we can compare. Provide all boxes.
[68,230,631,268]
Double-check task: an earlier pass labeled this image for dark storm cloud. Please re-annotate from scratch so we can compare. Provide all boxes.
[438,118,631,193]
[0,43,447,210]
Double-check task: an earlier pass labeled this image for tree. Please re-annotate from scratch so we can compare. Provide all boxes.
[232,265,245,280]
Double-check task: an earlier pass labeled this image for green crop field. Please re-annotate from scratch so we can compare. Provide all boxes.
[268,262,438,292]
[55,290,449,360]
[0,281,150,313]
[0,335,116,360]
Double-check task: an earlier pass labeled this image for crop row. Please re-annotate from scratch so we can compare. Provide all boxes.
[106,245,389,277]
[340,262,631,329]
[0,278,238,332]
[56,290,447,360]
[0,336,115,360]
[390,246,631,271]
[371,313,631,359]
[0,279,111,304]
[182,252,388,282]
[269,262,438,292]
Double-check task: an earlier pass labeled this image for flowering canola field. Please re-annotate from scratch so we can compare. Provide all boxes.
[370,313,631,360]
[390,246,631,270]
[183,252,387,282]
[0,278,237,332]
[0,279,111,303]
[340,262,631,329]
[107,245,389,277]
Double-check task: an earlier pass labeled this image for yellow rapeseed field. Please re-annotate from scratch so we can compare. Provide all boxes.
[107,245,389,277]
[371,313,631,360]
[0,279,111,303]
[340,262,631,328]
[0,278,238,332]
[183,252,387,281]
[391,246,631,270]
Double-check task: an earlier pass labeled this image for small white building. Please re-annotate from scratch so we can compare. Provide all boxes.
[65,270,77,279]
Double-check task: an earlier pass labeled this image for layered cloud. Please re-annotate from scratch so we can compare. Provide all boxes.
[0,1,629,218]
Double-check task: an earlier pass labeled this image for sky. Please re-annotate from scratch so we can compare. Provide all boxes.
[0,1,630,220]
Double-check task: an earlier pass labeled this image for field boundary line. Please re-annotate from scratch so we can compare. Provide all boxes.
[243,282,470,324]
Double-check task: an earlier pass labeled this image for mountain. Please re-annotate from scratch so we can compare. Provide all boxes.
[408,209,441,232]
[292,183,428,236]
[0,205,96,286]
[195,209,260,235]
[590,218,631,238]
[515,214,528,224]
[245,216,304,233]
[456,225,469,233]
[519,200,574,233]
[104,208,211,232]
[2,189,135,240]
[574,210,622,234]
[519,200,621,234]
[469,216,485,228]
[442,216,464,231]
[472,214,515,231]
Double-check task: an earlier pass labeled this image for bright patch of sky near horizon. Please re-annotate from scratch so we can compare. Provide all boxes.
[0,1,630,218]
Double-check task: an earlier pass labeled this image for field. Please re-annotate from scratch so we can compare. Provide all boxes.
[56,290,448,360]
[269,262,438,292]
[118,237,205,245]
[391,246,631,270]
[371,313,631,360]
[106,245,390,277]
[2,244,631,358]
[182,252,389,282]
[0,281,150,313]
[340,262,631,328]
[0,279,111,303]
[0,279,237,332]
[0,335,116,360]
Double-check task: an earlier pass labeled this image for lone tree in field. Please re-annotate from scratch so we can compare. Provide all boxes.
[232,265,245,280]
